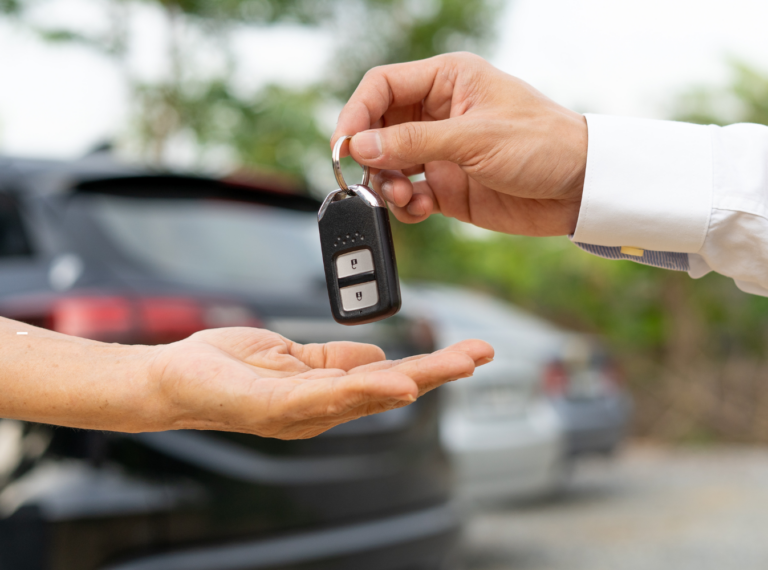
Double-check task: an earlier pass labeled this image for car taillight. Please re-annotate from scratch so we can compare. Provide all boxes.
[542,361,569,396]
[408,317,437,353]
[47,295,260,344]
[52,297,133,338]
[138,298,207,342]
[602,361,624,389]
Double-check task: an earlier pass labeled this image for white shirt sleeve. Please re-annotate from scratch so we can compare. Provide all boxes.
[572,113,768,297]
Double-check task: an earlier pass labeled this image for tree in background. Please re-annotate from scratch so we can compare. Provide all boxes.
[674,61,768,127]
[0,0,498,184]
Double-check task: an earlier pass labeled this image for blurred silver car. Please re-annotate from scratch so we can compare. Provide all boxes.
[405,284,632,502]
[543,335,633,460]
[403,284,566,502]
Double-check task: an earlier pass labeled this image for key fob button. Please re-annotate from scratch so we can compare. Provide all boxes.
[335,248,374,278]
[340,281,379,311]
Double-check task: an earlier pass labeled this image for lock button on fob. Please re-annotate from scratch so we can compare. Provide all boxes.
[340,281,379,311]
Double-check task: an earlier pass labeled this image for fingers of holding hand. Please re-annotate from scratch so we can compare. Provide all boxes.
[333,58,444,147]
[332,52,488,148]
[373,169,411,207]
[373,170,435,223]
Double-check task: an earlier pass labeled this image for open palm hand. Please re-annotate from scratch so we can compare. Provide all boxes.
[147,327,493,439]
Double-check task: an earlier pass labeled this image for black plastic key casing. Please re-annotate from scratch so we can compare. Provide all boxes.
[318,187,401,325]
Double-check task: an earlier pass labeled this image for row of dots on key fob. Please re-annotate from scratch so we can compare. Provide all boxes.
[333,232,365,246]
[335,248,379,312]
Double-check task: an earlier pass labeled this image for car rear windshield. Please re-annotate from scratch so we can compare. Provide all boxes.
[76,194,324,294]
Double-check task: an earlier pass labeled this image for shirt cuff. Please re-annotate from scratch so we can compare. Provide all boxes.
[572,114,714,253]
[571,241,690,271]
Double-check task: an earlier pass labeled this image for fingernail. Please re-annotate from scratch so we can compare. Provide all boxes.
[407,200,425,217]
[353,131,382,159]
[455,373,474,380]
[381,180,394,202]
[400,394,417,403]
[477,357,494,366]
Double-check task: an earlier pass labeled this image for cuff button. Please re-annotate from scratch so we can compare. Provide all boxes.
[620,246,645,257]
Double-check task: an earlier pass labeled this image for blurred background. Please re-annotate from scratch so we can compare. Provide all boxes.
[2,1,768,569]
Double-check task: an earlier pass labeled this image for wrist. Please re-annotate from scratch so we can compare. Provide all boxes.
[115,343,168,433]
[562,113,588,201]
[558,112,587,234]
[67,341,167,433]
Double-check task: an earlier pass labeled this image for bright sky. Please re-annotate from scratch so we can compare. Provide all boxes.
[493,0,768,117]
[1,0,767,160]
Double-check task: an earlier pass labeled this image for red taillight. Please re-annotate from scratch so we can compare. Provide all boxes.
[139,298,206,342]
[52,297,133,338]
[543,361,569,396]
[603,361,624,388]
[44,295,260,344]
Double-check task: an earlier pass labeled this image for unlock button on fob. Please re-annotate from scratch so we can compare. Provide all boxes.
[340,281,379,311]
[336,249,374,279]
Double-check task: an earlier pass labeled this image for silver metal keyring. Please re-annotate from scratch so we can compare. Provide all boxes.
[332,135,371,191]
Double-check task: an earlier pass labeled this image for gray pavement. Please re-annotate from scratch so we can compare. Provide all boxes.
[462,444,768,570]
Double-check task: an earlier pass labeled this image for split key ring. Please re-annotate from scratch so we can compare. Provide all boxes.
[332,135,371,192]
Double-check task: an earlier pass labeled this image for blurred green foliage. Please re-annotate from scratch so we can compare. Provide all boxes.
[0,0,498,172]
[674,61,768,127]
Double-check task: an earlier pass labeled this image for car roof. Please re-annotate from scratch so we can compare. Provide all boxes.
[0,153,143,190]
[404,282,559,333]
[0,153,321,212]
[402,282,581,356]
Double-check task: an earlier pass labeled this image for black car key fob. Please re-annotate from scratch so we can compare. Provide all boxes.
[318,136,401,325]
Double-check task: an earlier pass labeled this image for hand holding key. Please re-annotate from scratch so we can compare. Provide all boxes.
[332,52,588,237]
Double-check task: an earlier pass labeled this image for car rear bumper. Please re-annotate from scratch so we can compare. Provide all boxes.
[440,401,564,502]
[101,502,461,570]
[554,394,632,457]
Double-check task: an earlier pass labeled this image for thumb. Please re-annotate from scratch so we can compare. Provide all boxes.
[349,119,463,170]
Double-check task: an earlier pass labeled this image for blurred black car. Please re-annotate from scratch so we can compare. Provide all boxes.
[0,153,456,570]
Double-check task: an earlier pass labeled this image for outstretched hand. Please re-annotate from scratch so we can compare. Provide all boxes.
[147,327,493,439]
